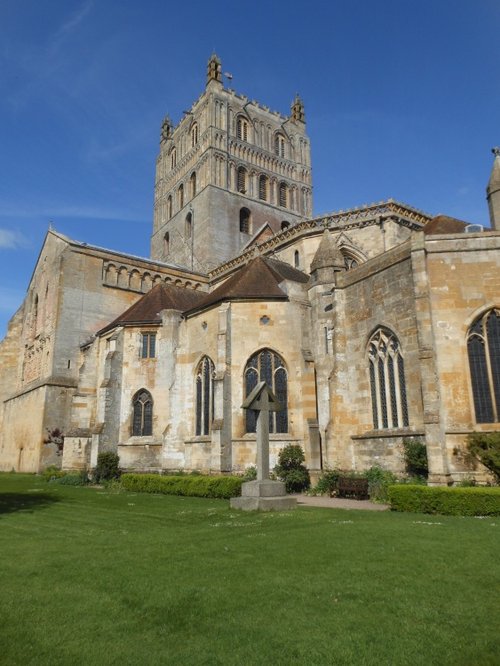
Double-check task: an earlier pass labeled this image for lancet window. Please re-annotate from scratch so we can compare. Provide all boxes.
[259,175,268,201]
[236,116,248,142]
[467,309,500,423]
[368,328,409,429]
[244,349,288,434]
[196,356,215,436]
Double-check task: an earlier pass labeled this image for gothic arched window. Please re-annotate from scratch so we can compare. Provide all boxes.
[294,250,300,268]
[275,134,285,157]
[190,171,197,198]
[167,195,172,220]
[132,389,153,436]
[191,123,198,147]
[236,116,248,142]
[259,175,268,201]
[467,308,500,423]
[164,232,170,255]
[237,167,247,193]
[196,356,215,436]
[368,328,409,429]
[178,184,184,209]
[239,207,251,233]
[170,148,176,169]
[344,255,359,270]
[185,212,192,239]
[244,349,288,434]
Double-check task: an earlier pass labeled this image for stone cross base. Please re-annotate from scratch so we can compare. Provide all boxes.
[230,480,297,512]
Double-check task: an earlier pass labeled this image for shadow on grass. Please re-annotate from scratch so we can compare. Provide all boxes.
[0,492,61,515]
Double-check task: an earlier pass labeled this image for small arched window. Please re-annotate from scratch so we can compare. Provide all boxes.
[240,208,251,233]
[237,167,247,194]
[178,184,184,210]
[237,116,249,142]
[191,123,198,147]
[259,175,268,201]
[170,148,176,169]
[275,134,285,157]
[196,356,215,436]
[467,308,500,423]
[368,328,409,429]
[244,349,288,433]
[190,172,197,198]
[294,250,300,268]
[32,294,39,336]
[132,389,153,436]
[281,221,290,230]
[164,232,170,255]
[279,182,288,208]
[166,195,172,220]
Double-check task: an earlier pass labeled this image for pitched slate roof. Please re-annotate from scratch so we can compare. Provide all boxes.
[97,282,206,335]
[185,256,308,316]
[423,215,468,235]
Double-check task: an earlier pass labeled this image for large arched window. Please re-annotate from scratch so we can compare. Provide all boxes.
[132,389,153,436]
[368,328,409,429]
[244,349,288,434]
[237,167,247,194]
[196,356,215,436]
[239,207,251,233]
[467,308,500,423]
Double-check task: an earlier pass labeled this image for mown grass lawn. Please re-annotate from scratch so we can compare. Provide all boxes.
[0,474,498,666]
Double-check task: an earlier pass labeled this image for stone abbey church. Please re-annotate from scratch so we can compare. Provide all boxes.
[1,55,499,484]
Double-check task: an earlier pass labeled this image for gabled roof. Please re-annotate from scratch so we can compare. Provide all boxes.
[423,215,468,235]
[185,256,308,316]
[241,223,275,250]
[97,282,205,335]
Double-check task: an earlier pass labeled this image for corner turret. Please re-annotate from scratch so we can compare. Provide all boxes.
[487,147,500,231]
[310,230,345,284]
[160,115,173,145]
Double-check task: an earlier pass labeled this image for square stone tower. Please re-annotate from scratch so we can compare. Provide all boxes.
[150,54,313,271]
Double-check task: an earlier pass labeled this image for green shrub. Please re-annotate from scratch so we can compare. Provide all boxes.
[466,432,500,483]
[56,472,88,486]
[93,452,121,483]
[365,466,398,503]
[274,444,310,493]
[388,484,500,516]
[242,466,257,482]
[402,439,428,478]
[311,468,341,496]
[41,466,66,482]
[120,474,243,499]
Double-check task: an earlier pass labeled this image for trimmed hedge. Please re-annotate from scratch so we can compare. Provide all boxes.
[121,473,243,499]
[388,484,500,516]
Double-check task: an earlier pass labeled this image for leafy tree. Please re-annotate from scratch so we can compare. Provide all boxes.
[466,433,500,483]
[274,444,310,493]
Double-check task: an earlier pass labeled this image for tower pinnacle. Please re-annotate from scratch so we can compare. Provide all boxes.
[207,53,222,85]
[291,94,305,123]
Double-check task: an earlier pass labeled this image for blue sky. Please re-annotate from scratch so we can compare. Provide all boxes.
[0,0,499,337]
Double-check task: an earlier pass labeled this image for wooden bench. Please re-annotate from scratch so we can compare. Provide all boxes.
[335,477,369,500]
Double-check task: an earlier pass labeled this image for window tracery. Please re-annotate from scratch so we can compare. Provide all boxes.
[244,349,288,433]
[467,308,500,422]
[132,389,153,436]
[368,328,409,429]
[196,356,215,436]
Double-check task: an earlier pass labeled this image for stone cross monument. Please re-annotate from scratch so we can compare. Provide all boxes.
[230,382,297,511]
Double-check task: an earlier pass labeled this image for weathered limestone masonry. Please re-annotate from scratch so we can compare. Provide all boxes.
[151,54,312,272]
[1,56,499,484]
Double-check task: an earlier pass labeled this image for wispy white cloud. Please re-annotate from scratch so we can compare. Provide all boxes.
[52,1,93,46]
[0,229,31,249]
